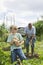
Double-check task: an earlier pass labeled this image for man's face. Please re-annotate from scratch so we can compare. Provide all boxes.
[28,23,32,29]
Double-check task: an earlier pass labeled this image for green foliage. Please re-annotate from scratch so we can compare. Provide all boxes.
[0,21,43,65]
[34,20,43,41]
[0,49,10,65]
[0,23,8,42]
[34,20,43,35]
[0,41,43,65]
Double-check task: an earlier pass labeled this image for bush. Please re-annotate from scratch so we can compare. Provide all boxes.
[34,20,43,41]
[0,23,8,42]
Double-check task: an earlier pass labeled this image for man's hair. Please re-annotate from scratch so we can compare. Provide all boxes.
[28,23,32,26]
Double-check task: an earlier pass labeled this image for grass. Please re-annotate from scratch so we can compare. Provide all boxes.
[0,40,43,65]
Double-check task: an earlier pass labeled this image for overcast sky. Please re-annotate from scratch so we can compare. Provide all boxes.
[0,0,43,27]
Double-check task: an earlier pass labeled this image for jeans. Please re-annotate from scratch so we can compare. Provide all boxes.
[25,37,36,54]
[11,48,26,63]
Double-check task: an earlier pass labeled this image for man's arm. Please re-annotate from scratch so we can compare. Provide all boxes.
[30,27,36,44]
[24,27,28,37]
[31,34,35,40]
[31,27,36,40]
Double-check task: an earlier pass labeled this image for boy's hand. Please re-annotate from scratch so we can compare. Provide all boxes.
[16,40,24,46]
[15,41,20,46]
[10,40,14,45]
[12,37,20,46]
[10,37,18,45]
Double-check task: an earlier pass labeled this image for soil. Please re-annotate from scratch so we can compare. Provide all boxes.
[25,53,40,59]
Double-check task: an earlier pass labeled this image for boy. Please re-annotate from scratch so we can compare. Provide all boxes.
[7,25,26,64]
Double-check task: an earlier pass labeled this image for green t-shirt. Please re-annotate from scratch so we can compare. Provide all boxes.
[7,33,23,51]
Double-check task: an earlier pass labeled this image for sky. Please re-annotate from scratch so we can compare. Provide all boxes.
[0,0,43,27]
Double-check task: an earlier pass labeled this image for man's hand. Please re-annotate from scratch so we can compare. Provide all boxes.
[30,40,32,45]
[26,34,28,36]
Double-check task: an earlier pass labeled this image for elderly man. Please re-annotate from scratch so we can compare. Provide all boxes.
[25,23,36,56]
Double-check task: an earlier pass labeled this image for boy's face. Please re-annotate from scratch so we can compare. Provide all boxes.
[11,28,17,34]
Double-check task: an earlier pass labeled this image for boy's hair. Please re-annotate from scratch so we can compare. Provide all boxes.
[10,25,18,31]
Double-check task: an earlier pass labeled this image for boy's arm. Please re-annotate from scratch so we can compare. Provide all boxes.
[14,40,24,46]
[7,34,14,45]
[10,34,24,46]
[12,38,20,46]
[9,40,14,45]
[18,40,24,46]
[15,33,24,46]
[12,35,24,46]
[10,38,19,45]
